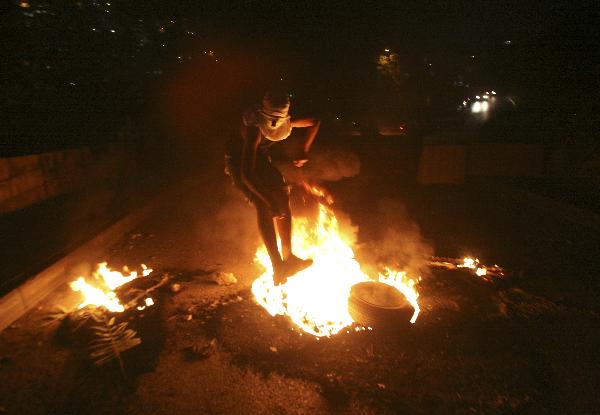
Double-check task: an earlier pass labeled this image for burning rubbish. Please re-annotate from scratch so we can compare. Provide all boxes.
[428,257,505,281]
[70,262,154,312]
[50,262,171,372]
[251,190,421,338]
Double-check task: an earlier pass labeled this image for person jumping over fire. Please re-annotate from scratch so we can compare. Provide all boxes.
[226,89,320,285]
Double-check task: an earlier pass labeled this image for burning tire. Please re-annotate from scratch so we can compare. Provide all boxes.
[348,281,414,330]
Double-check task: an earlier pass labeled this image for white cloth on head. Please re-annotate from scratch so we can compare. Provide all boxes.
[242,107,292,142]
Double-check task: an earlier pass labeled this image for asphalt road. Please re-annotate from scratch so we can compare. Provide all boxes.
[1,137,599,414]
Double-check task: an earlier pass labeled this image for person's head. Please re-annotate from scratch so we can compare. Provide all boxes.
[261,89,290,118]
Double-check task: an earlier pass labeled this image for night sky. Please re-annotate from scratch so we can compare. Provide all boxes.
[2,0,598,153]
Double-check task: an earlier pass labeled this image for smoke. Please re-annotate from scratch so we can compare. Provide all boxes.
[276,146,361,185]
[354,198,433,278]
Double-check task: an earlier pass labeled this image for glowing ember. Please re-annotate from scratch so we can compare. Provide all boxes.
[251,202,420,337]
[69,262,153,312]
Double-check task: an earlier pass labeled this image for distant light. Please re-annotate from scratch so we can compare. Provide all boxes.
[485,91,490,95]
[19,1,30,8]
[159,26,165,33]
[504,40,512,46]
[106,2,111,5]
[69,82,76,86]
[475,95,481,99]
[462,101,467,106]
[177,56,182,59]
[109,29,116,33]
[92,28,98,32]
[483,94,489,99]
[471,101,489,113]
[491,90,496,95]
[161,44,166,47]
[471,55,475,59]
[384,48,390,52]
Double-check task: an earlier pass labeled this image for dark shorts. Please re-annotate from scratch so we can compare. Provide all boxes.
[225,138,290,210]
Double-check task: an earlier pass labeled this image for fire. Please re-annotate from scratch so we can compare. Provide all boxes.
[458,257,488,277]
[251,202,420,337]
[69,262,153,312]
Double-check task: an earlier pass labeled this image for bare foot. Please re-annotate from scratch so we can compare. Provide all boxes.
[272,255,313,286]
[284,255,313,278]
[273,263,287,286]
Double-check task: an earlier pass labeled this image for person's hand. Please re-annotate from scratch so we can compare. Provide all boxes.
[293,152,309,167]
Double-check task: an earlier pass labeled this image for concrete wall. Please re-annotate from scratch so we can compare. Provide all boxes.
[418,143,547,185]
[0,148,104,214]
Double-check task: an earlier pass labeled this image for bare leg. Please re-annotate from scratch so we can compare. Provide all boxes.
[275,213,292,261]
[274,196,312,280]
[255,202,282,273]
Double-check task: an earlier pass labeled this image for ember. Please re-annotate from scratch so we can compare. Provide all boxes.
[69,262,153,312]
[251,196,420,337]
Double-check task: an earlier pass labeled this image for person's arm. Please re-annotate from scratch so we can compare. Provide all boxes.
[240,124,274,207]
[291,117,321,167]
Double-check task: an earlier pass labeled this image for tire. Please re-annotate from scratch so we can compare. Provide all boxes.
[347,281,414,330]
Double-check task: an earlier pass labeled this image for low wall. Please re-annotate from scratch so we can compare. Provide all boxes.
[418,143,548,184]
[0,147,124,214]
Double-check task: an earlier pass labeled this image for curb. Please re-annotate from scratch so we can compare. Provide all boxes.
[0,188,171,332]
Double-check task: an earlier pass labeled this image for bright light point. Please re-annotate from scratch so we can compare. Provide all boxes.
[475,95,480,99]
[471,101,489,113]
[110,29,116,33]
[476,268,487,277]
[462,101,467,106]
[483,94,489,99]
[491,90,496,95]
[384,48,390,52]
[19,1,30,8]
[144,298,154,306]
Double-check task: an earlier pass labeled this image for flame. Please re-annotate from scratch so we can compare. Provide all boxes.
[69,262,153,312]
[458,257,488,277]
[251,202,420,337]
[301,181,334,205]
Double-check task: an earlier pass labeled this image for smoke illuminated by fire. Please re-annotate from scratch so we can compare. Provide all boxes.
[251,202,420,337]
[70,262,153,312]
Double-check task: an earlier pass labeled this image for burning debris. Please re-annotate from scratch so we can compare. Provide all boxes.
[428,257,505,281]
[47,262,173,374]
[251,187,421,338]
[69,262,154,312]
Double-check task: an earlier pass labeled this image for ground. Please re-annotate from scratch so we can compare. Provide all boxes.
[1,137,600,415]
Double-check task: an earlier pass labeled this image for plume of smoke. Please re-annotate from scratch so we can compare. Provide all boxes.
[355,198,433,279]
[277,147,361,185]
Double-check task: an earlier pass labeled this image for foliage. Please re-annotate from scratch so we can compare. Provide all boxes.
[88,314,142,374]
